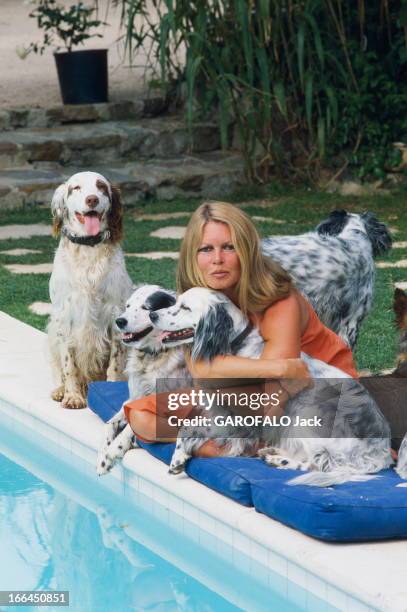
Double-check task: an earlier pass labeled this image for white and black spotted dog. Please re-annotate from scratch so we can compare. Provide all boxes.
[262,210,392,349]
[96,285,190,475]
[150,287,392,486]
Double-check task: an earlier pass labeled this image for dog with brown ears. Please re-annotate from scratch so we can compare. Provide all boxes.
[48,171,133,409]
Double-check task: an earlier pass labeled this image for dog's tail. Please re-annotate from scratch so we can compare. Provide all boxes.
[287,470,379,487]
[361,211,392,257]
[316,210,392,257]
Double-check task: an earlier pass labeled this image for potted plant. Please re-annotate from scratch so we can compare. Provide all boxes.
[23,0,109,105]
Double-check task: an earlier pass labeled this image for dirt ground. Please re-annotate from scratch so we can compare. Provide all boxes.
[0,0,153,108]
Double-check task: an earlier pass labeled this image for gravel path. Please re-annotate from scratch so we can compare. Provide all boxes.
[0,0,152,108]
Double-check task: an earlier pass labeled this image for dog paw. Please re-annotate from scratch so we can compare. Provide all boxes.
[51,385,65,402]
[62,392,87,409]
[169,463,186,475]
[263,453,309,471]
[169,453,189,475]
[96,450,119,475]
[258,446,278,459]
[96,457,112,476]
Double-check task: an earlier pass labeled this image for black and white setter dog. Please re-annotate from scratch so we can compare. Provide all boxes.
[262,210,392,349]
[150,287,393,486]
[96,285,190,474]
[48,171,133,409]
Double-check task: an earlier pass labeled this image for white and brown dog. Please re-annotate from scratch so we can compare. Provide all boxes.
[48,171,133,409]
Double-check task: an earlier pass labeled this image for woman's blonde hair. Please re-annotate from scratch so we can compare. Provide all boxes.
[176,201,292,315]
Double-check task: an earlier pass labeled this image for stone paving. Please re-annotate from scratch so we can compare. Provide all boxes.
[0,224,51,240]
[0,248,41,256]
[376,259,407,269]
[28,302,52,316]
[134,211,191,222]
[150,226,187,239]
[252,216,286,223]
[4,263,53,274]
[133,211,290,224]
[126,251,179,260]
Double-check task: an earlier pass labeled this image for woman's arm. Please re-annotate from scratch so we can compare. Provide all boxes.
[188,293,309,381]
[258,292,303,359]
[187,353,309,380]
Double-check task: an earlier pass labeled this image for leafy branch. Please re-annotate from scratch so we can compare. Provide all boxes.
[25,1,107,54]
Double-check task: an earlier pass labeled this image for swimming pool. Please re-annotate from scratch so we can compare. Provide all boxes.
[0,411,334,612]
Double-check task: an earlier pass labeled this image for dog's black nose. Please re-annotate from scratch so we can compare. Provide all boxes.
[115,317,127,329]
[149,311,158,323]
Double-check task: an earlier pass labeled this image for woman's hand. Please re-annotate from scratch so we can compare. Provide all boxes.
[278,358,313,398]
[282,358,310,379]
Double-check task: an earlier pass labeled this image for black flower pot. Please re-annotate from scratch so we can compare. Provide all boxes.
[54,49,108,105]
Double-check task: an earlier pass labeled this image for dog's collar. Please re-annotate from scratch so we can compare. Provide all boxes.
[61,226,110,247]
[230,323,253,353]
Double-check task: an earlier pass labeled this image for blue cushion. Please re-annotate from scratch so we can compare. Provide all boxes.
[88,382,255,505]
[88,381,129,422]
[250,468,407,542]
[137,440,176,465]
[136,440,257,506]
[186,457,274,506]
[87,381,407,540]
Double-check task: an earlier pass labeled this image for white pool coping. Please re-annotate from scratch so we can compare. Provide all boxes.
[1,311,406,612]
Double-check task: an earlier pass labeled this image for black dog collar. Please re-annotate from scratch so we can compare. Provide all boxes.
[61,227,110,247]
[230,323,253,353]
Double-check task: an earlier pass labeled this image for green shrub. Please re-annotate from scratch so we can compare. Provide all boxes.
[112,0,407,183]
[25,0,106,54]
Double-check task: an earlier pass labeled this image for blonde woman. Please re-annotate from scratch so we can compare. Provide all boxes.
[125,202,358,454]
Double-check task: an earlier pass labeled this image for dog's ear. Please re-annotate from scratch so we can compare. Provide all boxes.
[361,212,392,256]
[146,290,177,311]
[394,288,407,330]
[191,303,234,362]
[51,183,67,237]
[316,210,348,236]
[107,183,123,243]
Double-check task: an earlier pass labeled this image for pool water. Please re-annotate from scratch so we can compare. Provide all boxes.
[0,412,335,612]
[0,453,240,612]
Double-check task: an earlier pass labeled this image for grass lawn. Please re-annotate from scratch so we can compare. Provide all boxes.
[0,181,406,373]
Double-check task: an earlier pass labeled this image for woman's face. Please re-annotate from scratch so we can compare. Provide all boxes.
[196,221,241,295]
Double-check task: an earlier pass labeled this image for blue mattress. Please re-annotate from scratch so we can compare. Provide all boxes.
[87,380,130,422]
[88,381,407,541]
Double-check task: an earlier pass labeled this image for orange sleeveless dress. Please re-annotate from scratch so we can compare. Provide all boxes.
[300,299,358,378]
